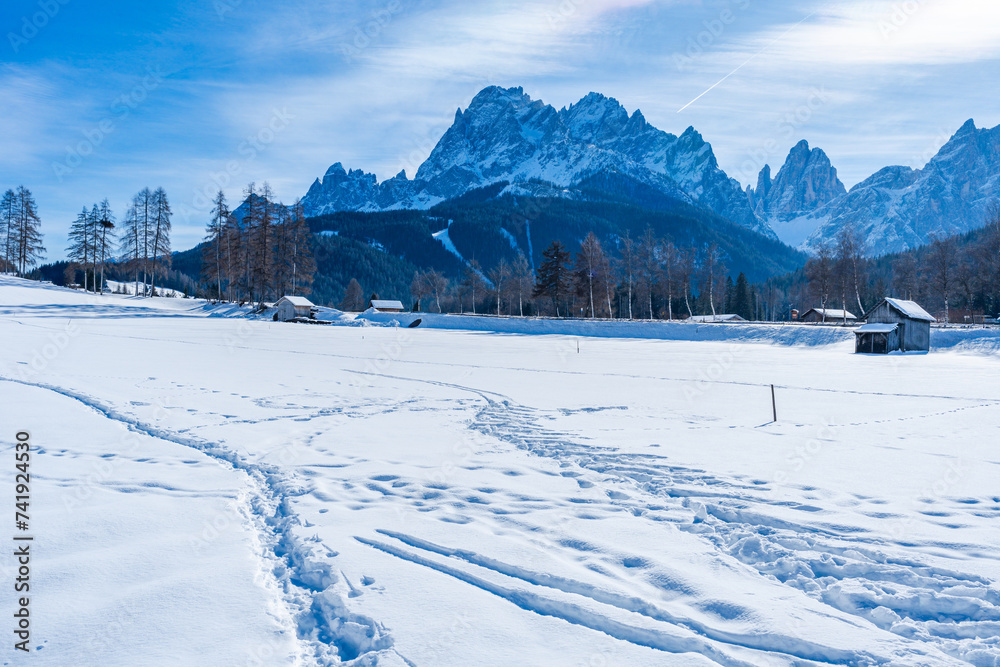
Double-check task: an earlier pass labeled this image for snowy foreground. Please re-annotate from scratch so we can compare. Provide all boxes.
[1,277,999,666]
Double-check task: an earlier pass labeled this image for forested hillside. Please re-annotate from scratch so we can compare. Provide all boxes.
[163,181,808,313]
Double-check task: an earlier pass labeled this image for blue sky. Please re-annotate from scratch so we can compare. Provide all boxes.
[3,0,1000,258]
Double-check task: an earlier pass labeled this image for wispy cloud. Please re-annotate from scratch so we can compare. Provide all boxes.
[724,1,1000,68]
[353,0,665,80]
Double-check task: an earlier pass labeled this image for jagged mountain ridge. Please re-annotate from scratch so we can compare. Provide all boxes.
[302,86,770,237]
[800,120,1000,253]
[302,86,1000,257]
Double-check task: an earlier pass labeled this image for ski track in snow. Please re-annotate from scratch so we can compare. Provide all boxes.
[0,375,408,667]
[340,369,1000,666]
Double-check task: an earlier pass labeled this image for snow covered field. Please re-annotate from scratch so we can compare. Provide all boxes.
[1,276,999,666]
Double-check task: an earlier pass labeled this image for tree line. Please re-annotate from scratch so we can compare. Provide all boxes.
[200,183,316,306]
[797,209,1000,323]
[339,229,766,321]
[64,187,175,297]
[0,186,45,276]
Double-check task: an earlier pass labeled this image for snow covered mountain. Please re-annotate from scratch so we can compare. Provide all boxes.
[302,89,999,256]
[746,141,847,247]
[302,86,771,237]
[795,120,1000,254]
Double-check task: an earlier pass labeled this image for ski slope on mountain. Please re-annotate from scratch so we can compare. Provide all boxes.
[1,276,999,666]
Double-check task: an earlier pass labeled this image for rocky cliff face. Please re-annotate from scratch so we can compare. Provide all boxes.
[750,141,846,220]
[747,141,847,247]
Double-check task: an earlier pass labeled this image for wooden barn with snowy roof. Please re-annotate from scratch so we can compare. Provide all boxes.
[801,308,856,323]
[855,298,935,354]
[369,299,405,313]
[275,296,315,322]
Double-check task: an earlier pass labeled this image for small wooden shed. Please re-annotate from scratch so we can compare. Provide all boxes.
[854,323,900,354]
[801,308,856,323]
[856,298,935,353]
[275,296,315,322]
[687,314,746,323]
[369,299,405,313]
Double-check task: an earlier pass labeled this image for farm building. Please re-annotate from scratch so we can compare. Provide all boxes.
[801,308,856,323]
[687,314,746,323]
[275,296,315,322]
[370,299,405,313]
[855,298,935,353]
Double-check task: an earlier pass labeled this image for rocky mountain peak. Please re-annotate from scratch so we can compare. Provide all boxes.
[561,92,629,142]
[750,141,846,224]
[301,86,770,237]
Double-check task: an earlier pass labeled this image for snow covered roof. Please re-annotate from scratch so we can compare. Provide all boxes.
[803,308,856,319]
[371,300,405,310]
[687,314,746,323]
[884,298,935,322]
[277,296,314,307]
[855,323,898,334]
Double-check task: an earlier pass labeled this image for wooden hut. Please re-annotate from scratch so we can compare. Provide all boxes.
[275,296,315,321]
[855,298,935,353]
[369,299,405,313]
[801,308,856,323]
[687,314,746,323]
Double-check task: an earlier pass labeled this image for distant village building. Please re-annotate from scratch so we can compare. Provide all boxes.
[370,299,405,313]
[275,296,315,322]
[801,308,857,323]
[687,314,747,323]
[855,298,935,353]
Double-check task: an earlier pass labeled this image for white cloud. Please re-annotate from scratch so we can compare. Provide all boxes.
[730,1,1000,67]
[354,0,665,80]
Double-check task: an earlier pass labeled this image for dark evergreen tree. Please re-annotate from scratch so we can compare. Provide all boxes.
[533,241,571,316]
[733,272,752,321]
